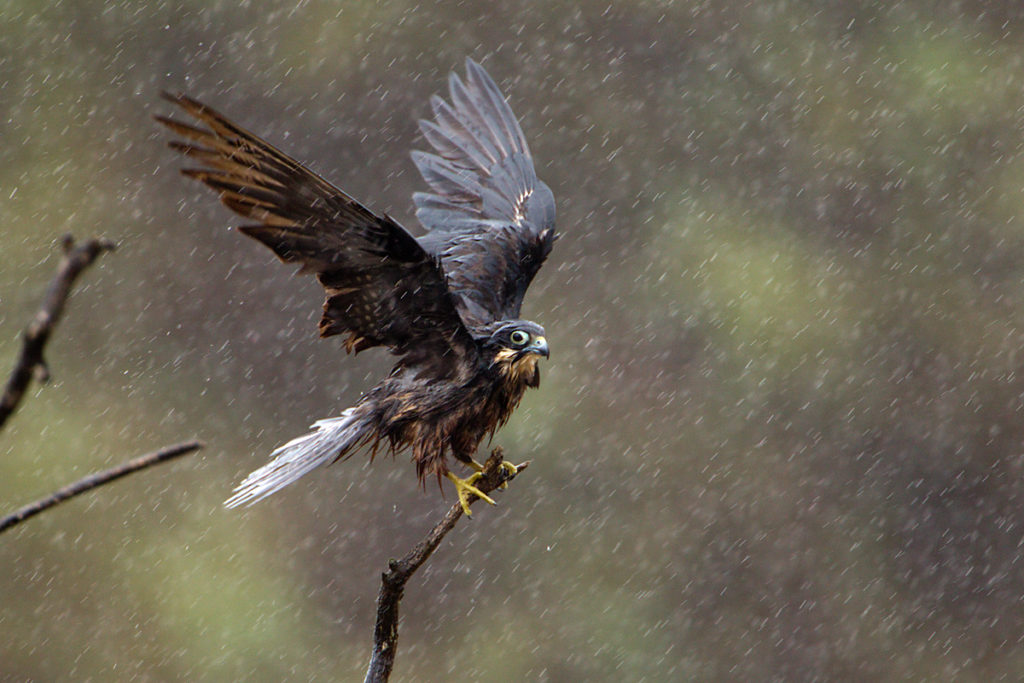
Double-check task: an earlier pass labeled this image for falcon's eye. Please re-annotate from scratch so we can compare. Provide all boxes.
[510,330,530,346]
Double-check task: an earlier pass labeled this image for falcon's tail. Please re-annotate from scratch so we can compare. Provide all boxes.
[224,407,373,508]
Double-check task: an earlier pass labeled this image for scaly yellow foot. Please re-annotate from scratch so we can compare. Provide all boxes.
[465,459,517,488]
[496,461,517,489]
[446,471,495,517]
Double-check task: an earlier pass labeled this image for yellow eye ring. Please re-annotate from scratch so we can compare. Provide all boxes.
[510,330,529,346]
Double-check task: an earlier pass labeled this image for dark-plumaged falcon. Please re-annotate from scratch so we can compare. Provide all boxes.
[157,59,556,515]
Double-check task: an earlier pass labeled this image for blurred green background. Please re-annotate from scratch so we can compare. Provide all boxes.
[5,0,1024,680]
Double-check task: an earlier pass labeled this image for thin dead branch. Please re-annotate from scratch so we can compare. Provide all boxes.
[0,440,203,534]
[0,235,116,429]
[364,448,528,683]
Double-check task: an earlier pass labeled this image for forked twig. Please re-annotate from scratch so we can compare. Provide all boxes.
[0,235,116,429]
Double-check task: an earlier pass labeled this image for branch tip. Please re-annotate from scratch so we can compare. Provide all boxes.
[33,361,51,384]
[0,440,203,534]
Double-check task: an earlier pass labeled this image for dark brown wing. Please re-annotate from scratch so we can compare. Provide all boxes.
[156,93,478,379]
[412,59,556,327]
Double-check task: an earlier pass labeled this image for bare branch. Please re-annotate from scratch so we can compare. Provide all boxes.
[364,448,529,683]
[0,440,203,534]
[0,235,117,430]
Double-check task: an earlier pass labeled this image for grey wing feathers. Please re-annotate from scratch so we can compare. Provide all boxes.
[412,59,556,326]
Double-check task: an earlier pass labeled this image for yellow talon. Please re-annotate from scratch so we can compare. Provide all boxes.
[463,459,517,490]
[446,471,495,516]
[496,461,517,489]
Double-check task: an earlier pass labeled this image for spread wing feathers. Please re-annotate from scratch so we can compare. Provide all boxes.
[156,92,478,377]
[412,59,556,326]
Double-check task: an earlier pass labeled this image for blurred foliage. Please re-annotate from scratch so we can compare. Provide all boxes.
[5,0,1024,679]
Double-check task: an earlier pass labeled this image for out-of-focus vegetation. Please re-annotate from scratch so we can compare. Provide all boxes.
[4,0,1024,679]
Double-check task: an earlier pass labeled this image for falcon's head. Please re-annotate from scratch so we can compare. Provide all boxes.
[484,320,549,388]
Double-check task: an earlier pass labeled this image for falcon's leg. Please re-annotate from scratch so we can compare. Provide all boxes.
[446,471,495,517]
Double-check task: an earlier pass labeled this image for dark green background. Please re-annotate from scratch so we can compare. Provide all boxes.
[4,1,1024,680]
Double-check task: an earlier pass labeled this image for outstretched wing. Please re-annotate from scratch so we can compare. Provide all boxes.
[156,93,478,379]
[413,59,556,327]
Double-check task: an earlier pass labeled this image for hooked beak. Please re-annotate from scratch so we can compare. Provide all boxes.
[529,336,549,358]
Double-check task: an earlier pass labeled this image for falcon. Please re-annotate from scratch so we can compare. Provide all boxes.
[157,59,556,515]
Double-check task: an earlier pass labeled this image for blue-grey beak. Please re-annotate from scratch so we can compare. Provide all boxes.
[530,336,549,358]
